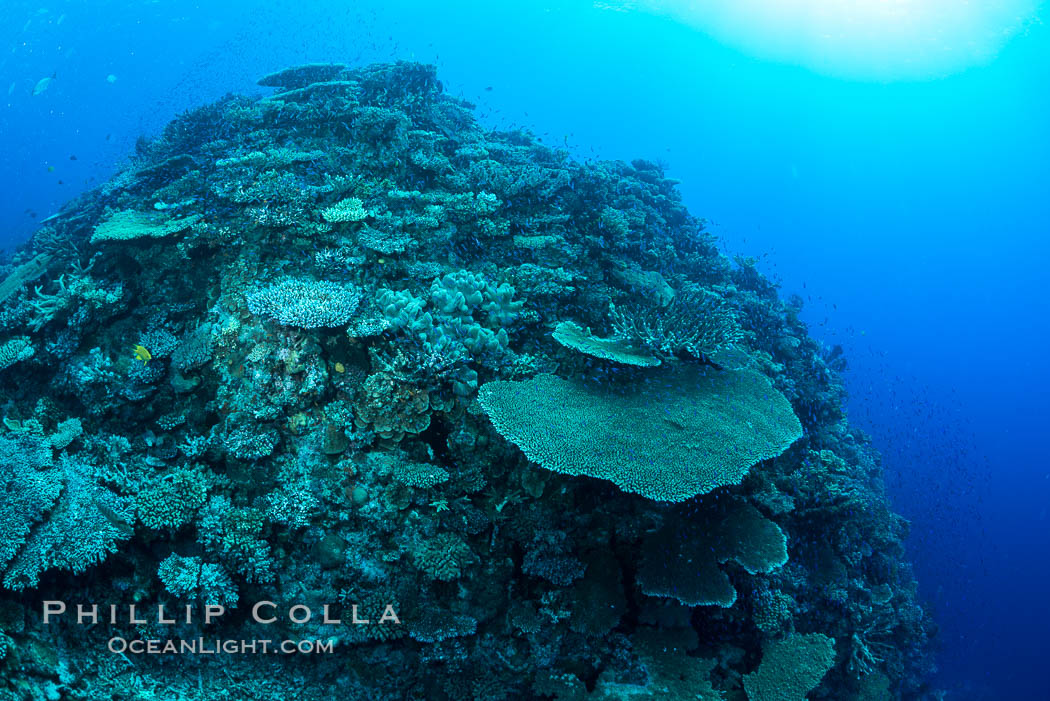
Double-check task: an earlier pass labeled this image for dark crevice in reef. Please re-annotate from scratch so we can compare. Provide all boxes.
[0,60,938,699]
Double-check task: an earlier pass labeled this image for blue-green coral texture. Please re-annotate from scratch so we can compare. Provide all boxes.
[0,61,936,700]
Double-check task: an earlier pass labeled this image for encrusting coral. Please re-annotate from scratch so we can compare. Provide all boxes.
[0,61,938,700]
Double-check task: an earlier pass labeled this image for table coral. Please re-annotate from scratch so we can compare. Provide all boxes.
[479,363,802,502]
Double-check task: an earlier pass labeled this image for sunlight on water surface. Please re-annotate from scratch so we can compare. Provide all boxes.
[605,0,1043,79]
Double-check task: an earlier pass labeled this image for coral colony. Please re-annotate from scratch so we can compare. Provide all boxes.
[0,62,934,699]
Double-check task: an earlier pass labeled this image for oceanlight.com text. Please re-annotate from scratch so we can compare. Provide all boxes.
[108,637,336,655]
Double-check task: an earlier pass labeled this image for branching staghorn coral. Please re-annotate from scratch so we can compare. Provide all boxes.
[26,258,123,332]
[246,278,363,328]
[0,336,34,370]
[611,288,742,361]
[847,607,899,677]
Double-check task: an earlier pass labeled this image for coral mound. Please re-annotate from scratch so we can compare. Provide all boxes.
[0,61,937,700]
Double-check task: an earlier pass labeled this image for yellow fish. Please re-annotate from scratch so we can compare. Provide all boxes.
[132,344,152,364]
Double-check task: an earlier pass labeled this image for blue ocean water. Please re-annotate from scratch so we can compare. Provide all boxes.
[1,1,1047,697]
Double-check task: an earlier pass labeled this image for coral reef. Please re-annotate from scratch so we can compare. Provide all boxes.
[0,61,937,700]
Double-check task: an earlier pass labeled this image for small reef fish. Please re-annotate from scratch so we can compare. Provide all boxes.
[7,82,15,96]
[96,501,134,536]
[133,344,152,364]
[32,73,56,96]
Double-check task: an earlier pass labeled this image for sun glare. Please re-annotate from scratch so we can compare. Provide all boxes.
[627,0,1042,79]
